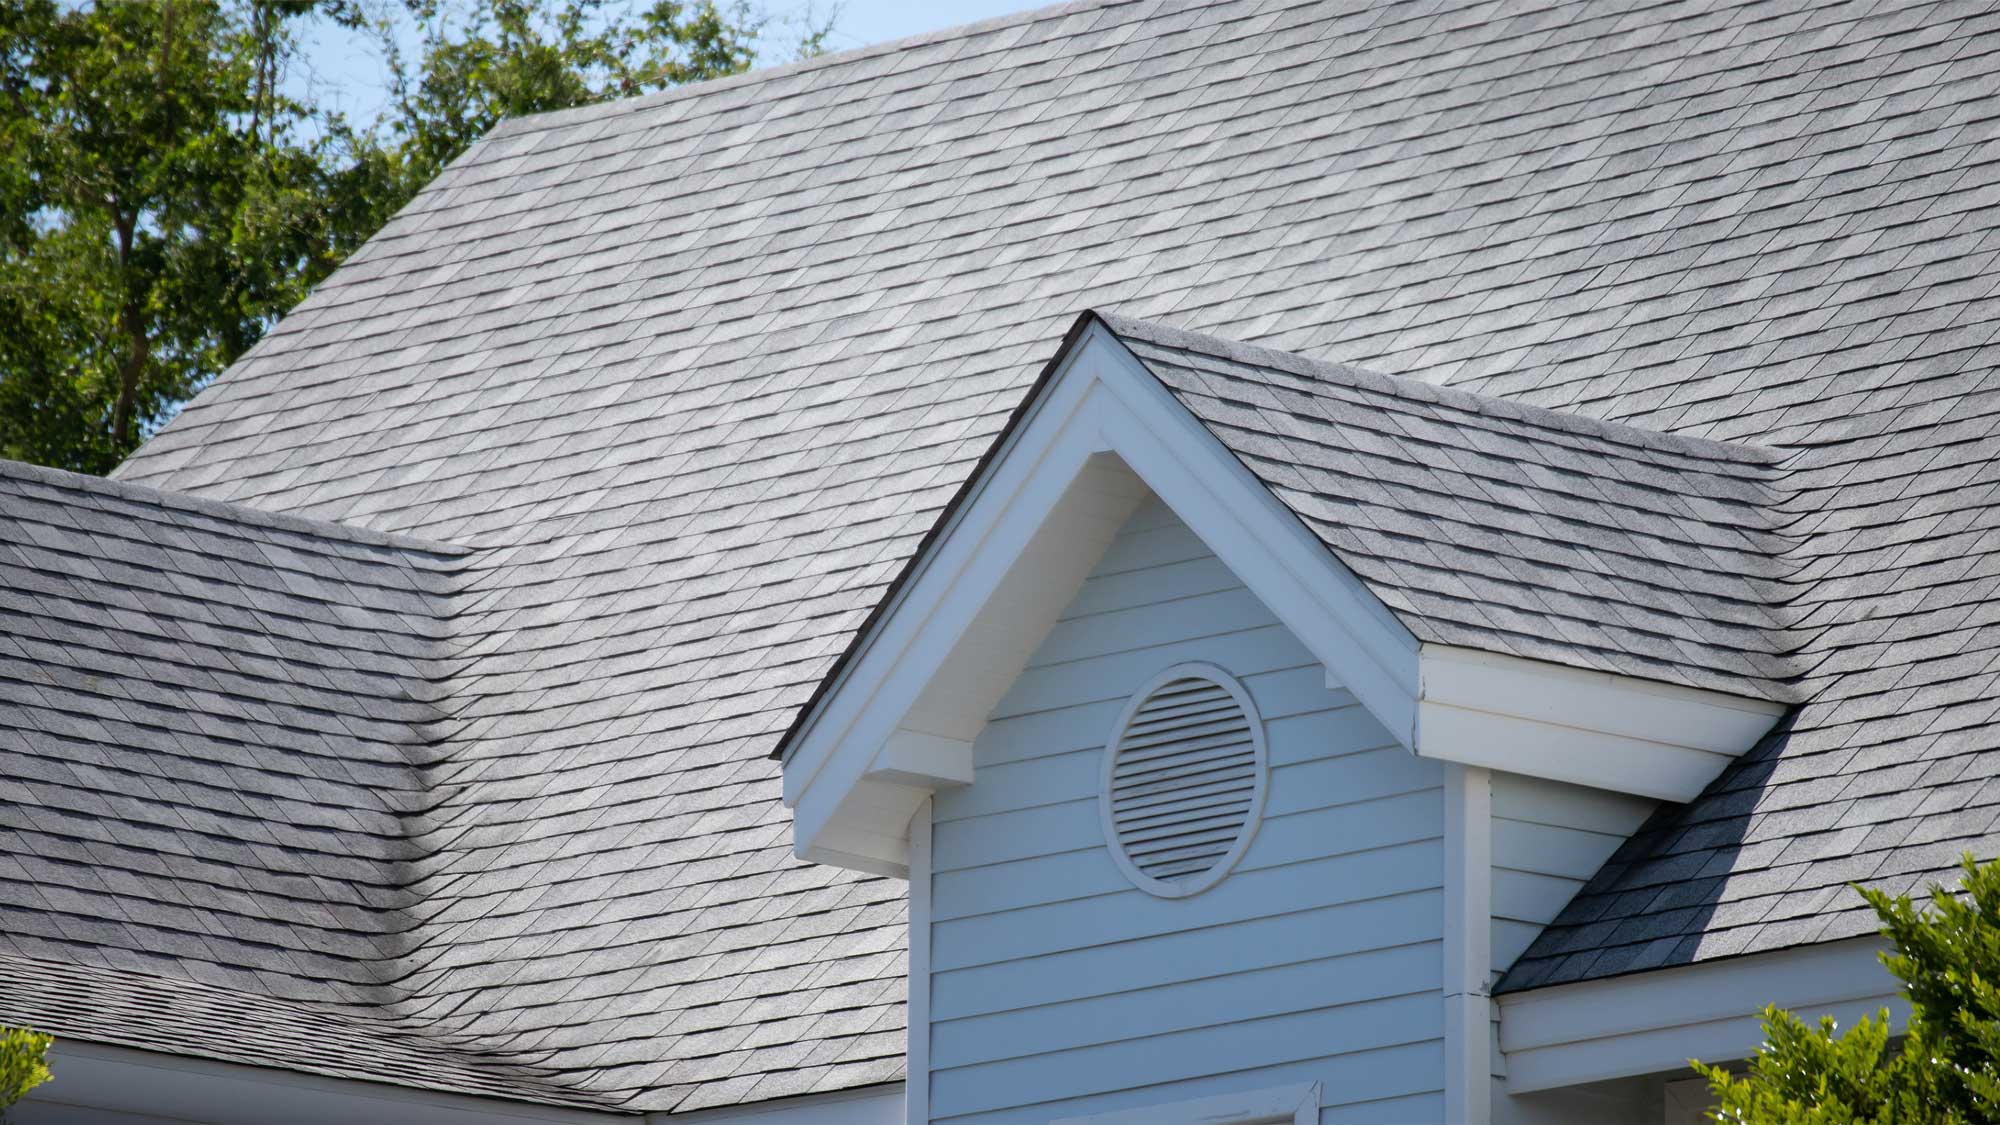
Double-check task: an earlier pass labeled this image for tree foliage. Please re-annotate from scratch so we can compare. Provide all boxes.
[0,1024,51,1116]
[1697,854,2000,1123]
[0,0,798,473]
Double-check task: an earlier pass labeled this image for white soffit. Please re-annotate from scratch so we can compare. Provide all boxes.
[778,321,1422,877]
[1415,646,1787,803]
[1497,936,1900,1093]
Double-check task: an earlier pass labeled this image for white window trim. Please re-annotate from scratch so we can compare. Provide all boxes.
[1050,1081,1320,1125]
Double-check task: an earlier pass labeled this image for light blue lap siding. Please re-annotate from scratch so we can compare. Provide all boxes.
[927,498,1446,1123]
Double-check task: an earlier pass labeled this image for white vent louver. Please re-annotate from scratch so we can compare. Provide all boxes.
[1100,663,1268,898]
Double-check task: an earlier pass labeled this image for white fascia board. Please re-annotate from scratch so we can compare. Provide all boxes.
[1415,645,1787,802]
[781,323,1424,876]
[1497,936,1899,1093]
[1442,764,1493,1125]
[783,330,1107,808]
[905,800,933,1125]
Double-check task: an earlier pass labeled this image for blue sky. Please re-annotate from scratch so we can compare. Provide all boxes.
[292,0,1050,127]
[822,0,1046,52]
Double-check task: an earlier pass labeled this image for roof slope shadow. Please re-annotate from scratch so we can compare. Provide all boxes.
[1098,315,1824,998]
[1505,375,2000,992]
[0,461,619,1108]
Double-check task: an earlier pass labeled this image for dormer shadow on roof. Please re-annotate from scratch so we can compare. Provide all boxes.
[775,312,1794,878]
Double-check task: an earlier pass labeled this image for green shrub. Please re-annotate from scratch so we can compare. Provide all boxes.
[1696,854,2000,1123]
[0,1025,51,1117]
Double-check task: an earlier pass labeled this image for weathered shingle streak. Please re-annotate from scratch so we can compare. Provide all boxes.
[0,0,1989,1109]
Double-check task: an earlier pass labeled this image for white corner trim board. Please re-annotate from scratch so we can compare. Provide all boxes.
[1049,1081,1321,1125]
[1442,763,1492,1125]
[1497,936,1900,1093]
[905,800,933,1125]
[778,321,1422,876]
[1414,646,1786,803]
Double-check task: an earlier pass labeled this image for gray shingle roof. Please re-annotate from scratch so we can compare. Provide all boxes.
[1103,314,1803,701]
[1493,342,2000,991]
[1105,307,2000,993]
[0,463,605,1104]
[0,459,905,1111]
[0,0,1987,1097]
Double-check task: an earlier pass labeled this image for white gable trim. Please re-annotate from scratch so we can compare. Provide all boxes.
[1086,332,1421,742]
[1442,763,1493,1125]
[1497,936,1900,1093]
[779,318,1790,876]
[904,799,933,1125]
[779,322,1421,875]
[1416,646,1787,803]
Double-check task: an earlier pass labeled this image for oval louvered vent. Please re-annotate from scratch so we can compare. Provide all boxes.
[1100,663,1268,898]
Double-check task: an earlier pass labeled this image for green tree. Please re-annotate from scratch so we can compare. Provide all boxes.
[0,1024,52,1117]
[0,0,795,473]
[1696,854,2000,1123]
[366,0,762,204]
[0,0,343,471]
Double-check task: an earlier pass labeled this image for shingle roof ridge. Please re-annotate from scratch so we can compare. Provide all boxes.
[1093,312,1789,472]
[9,458,469,559]
[483,0,1130,140]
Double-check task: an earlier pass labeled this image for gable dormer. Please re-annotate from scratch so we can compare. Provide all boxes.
[775,313,1788,1123]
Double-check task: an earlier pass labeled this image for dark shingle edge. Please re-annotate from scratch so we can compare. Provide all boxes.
[768,310,1103,763]
[481,0,1132,142]
[1,460,470,560]
[1093,312,1790,470]
[774,307,1803,769]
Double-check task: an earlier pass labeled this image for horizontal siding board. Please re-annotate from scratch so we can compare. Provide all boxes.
[934,736,1430,875]
[1319,1091,1447,1124]
[1493,918,1544,976]
[1492,867,1586,926]
[1492,818,1624,883]
[926,501,1443,1121]
[1087,519,1212,577]
[961,664,1335,774]
[935,1050,1442,1124]
[1486,777,1658,982]
[931,993,1443,1118]
[935,786,1442,920]
[1491,773,1657,835]
[932,942,1440,1069]
[1061,555,1242,620]
[991,623,1315,720]
[932,891,1442,1022]
[932,839,1442,972]
[1036,586,1278,666]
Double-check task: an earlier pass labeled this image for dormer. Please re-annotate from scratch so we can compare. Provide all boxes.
[775,313,1790,1123]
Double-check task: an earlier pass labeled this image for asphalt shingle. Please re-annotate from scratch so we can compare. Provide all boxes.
[0,0,1993,1107]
